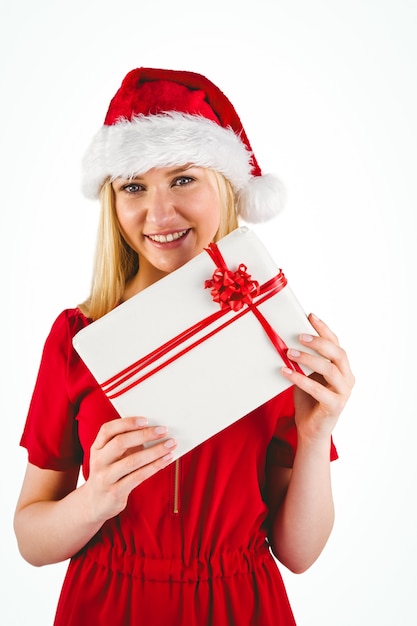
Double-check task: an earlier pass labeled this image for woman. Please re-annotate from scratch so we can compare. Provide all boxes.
[14,67,354,625]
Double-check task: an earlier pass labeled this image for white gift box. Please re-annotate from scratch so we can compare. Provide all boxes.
[72,227,315,459]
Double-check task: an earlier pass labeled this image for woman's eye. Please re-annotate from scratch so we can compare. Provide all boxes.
[122,183,142,193]
[173,176,193,187]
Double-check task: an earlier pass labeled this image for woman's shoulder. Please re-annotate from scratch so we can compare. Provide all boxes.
[46,308,93,346]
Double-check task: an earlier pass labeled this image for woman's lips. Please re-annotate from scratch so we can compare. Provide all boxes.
[145,228,190,244]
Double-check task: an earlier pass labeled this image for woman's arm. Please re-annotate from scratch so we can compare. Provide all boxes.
[14,418,177,566]
[267,314,354,574]
[267,437,335,573]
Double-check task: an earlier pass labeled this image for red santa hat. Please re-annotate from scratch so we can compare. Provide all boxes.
[81,67,285,223]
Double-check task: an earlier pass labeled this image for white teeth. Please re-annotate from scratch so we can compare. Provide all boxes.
[148,229,188,243]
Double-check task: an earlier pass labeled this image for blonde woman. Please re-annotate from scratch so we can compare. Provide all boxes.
[14,67,354,626]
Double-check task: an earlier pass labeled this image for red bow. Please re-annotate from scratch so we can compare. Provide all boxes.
[204,263,260,311]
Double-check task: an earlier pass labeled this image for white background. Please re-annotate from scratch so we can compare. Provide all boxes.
[1,1,416,624]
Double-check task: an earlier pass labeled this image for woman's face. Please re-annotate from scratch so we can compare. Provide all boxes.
[112,165,222,289]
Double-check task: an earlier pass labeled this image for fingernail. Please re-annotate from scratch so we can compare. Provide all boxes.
[300,333,313,343]
[136,417,148,427]
[287,348,301,357]
[310,313,320,321]
[282,366,294,375]
[154,426,168,435]
[164,438,176,449]
[162,452,174,462]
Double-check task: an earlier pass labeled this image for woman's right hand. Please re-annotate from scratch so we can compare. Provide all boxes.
[87,417,177,523]
[14,416,176,566]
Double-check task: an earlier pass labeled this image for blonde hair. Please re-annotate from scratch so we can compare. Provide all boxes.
[78,170,239,320]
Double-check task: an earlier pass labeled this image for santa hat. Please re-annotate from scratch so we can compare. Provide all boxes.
[81,67,285,223]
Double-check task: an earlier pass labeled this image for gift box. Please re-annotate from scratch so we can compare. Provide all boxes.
[72,227,316,459]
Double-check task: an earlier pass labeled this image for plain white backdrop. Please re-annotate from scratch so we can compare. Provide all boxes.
[1,1,416,624]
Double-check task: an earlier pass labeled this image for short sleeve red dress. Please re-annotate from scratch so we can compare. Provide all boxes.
[20,309,337,626]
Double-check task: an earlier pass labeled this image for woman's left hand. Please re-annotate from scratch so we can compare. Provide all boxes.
[281,313,355,440]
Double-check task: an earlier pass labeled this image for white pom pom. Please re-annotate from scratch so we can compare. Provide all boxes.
[237,174,287,223]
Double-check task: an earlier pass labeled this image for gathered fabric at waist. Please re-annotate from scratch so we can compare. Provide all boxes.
[80,541,274,583]
[56,539,296,626]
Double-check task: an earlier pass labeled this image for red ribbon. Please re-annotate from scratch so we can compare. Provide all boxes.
[101,243,303,400]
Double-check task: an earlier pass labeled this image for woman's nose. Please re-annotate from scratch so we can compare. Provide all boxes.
[145,188,176,226]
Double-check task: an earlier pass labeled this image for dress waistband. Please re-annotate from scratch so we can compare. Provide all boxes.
[81,542,273,583]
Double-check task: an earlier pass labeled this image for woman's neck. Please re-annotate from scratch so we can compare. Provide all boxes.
[121,266,168,301]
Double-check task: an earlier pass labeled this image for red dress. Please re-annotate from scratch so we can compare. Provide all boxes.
[20,309,337,626]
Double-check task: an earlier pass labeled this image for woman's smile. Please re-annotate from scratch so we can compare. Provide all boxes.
[145,228,191,244]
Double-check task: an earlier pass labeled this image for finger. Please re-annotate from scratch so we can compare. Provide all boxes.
[96,425,172,469]
[115,448,177,498]
[289,345,355,399]
[288,344,348,392]
[128,450,176,483]
[281,368,348,416]
[93,417,150,450]
[307,313,340,345]
[298,330,354,383]
[286,350,347,399]
[281,368,330,403]
[110,437,177,485]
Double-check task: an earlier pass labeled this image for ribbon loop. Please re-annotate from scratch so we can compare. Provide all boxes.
[204,257,260,312]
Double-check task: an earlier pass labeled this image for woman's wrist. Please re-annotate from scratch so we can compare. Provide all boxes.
[295,426,333,456]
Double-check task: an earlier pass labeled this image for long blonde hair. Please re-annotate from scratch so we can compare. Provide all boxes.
[78,170,239,320]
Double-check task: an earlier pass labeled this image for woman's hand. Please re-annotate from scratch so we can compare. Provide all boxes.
[86,417,177,523]
[281,313,355,442]
[14,418,176,566]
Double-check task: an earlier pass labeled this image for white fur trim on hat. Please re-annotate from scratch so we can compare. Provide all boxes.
[82,112,251,195]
